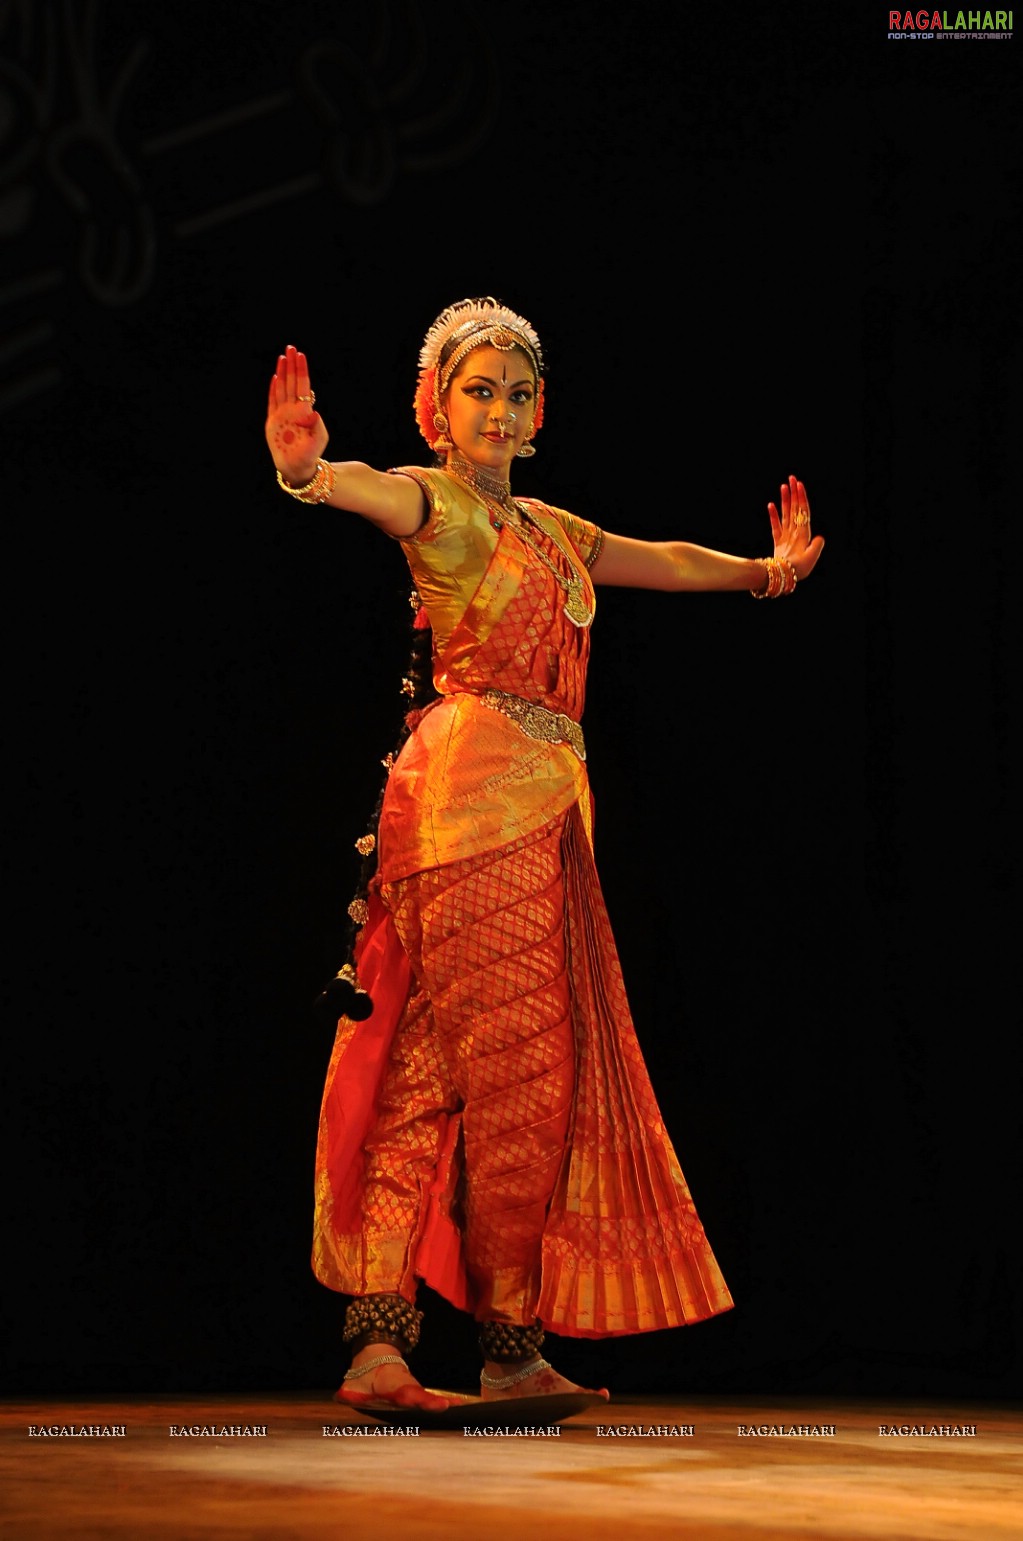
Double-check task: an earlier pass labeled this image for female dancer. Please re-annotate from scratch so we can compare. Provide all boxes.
[265,297,824,1414]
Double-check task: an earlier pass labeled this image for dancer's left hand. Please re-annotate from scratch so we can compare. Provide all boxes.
[768,475,825,580]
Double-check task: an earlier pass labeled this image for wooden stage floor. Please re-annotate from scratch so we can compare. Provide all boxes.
[2,1392,1020,1539]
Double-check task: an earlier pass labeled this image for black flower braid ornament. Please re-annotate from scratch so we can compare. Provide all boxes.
[312,588,438,1027]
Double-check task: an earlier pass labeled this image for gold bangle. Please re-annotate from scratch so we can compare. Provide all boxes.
[751,556,798,599]
[276,464,318,495]
[751,557,776,598]
[276,459,335,504]
[287,459,332,502]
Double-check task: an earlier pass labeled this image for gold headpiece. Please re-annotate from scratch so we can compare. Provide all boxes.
[420,296,544,394]
[414,296,546,450]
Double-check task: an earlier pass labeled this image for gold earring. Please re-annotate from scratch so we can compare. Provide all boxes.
[432,410,453,450]
[515,435,536,458]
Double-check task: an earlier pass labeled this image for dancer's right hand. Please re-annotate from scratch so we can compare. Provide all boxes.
[265,343,329,486]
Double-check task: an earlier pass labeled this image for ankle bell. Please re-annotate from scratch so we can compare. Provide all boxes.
[342,1293,423,1356]
[478,1320,545,1364]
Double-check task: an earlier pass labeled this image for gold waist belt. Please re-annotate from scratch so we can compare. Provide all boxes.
[479,689,586,762]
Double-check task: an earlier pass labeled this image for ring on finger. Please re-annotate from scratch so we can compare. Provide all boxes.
[298,392,316,403]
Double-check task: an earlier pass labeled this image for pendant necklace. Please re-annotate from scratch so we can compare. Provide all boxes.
[445,457,593,628]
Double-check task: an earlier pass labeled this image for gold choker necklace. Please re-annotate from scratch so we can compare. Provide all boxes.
[444,457,593,629]
[446,456,512,505]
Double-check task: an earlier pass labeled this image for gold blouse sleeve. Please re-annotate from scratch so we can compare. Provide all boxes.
[386,465,452,545]
[385,467,502,649]
[534,502,605,570]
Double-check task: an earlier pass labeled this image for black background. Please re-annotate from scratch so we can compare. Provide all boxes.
[3,1,1019,1403]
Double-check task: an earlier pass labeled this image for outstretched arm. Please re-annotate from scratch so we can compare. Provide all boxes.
[265,344,425,538]
[591,476,825,594]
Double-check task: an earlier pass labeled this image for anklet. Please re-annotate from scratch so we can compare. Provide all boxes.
[480,1356,551,1390]
[478,1319,545,1363]
[343,1354,407,1382]
[342,1293,423,1355]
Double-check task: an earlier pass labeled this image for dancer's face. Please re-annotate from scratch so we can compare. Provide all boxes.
[443,345,536,473]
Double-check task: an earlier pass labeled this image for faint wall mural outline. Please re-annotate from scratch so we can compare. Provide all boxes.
[0,0,500,416]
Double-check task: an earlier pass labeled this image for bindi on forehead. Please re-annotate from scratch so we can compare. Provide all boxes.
[453,343,534,385]
[462,372,534,390]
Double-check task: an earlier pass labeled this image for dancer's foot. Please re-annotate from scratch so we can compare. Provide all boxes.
[335,1351,451,1413]
[480,1356,610,1402]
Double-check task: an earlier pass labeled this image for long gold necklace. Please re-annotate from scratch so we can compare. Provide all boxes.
[445,457,593,628]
